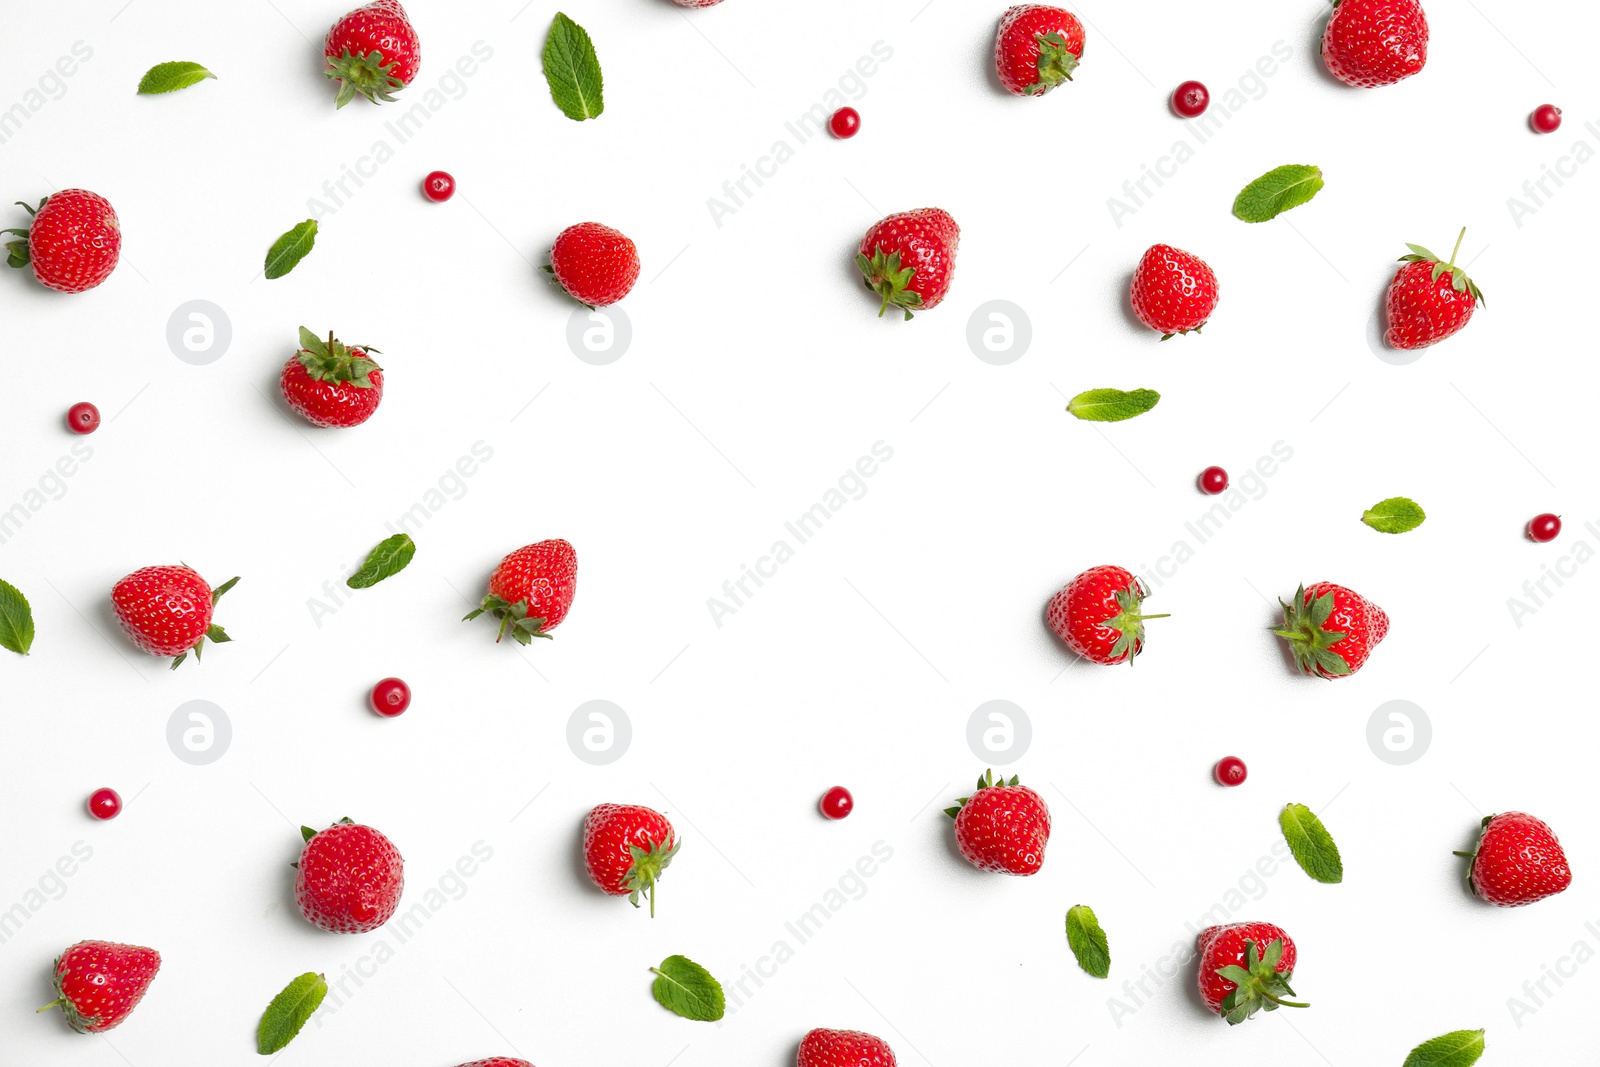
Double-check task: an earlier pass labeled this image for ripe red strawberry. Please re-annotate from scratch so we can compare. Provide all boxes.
[1130,244,1218,338]
[583,803,679,916]
[1196,922,1307,1025]
[799,1029,897,1067]
[1047,565,1168,666]
[464,539,578,644]
[1384,228,1484,350]
[111,566,239,669]
[671,0,724,5]
[1321,0,1428,88]
[1457,812,1573,907]
[994,5,1086,96]
[280,328,384,427]
[41,940,160,1033]
[4,190,120,293]
[453,1060,534,1067]
[325,0,421,108]
[295,819,405,933]
[856,208,960,320]
[546,222,640,308]
[944,769,1051,876]
[1274,582,1388,679]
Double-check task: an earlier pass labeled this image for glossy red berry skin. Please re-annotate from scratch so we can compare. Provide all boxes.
[1531,105,1562,134]
[88,788,123,820]
[295,821,405,933]
[829,107,861,138]
[421,170,455,201]
[1213,757,1247,786]
[549,222,640,308]
[67,402,100,434]
[370,677,411,717]
[1199,466,1228,494]
[1527,514,1562,543]
[820,786,854,819]
[1171,80,1209,118]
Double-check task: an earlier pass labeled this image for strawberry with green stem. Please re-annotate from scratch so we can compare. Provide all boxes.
[324,0,421,108]
[463,539,577,644]
[1047,565,1169,666]
[856,208,959,320]
[111,566,239,669]
[583,803,679,917]
[1385,227,1484,350]
[1273,582,1388,678]
[1197,924,1308,1025]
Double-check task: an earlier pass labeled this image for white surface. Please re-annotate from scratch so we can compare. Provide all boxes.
[2,0,1597,1063]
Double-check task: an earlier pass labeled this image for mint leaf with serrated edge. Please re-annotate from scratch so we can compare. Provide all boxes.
[1233,164,1324,223]
[138,61,216,95]
[1402,1029,1485,1067]
[1362,497,1426,535]
[543,13,604,121]
[1279,803,1343,883]
[256,972,327,1054]
[347,533,416,589]
[1065,905,1110,978]
[1066,388,1160,423]
[650,955,725,1021]
[265,220,317,280]
[0,578,34,655]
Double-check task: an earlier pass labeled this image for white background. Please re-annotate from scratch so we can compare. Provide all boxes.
[2,0,1598,1063]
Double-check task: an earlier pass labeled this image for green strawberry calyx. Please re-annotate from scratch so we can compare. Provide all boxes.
[944,769,1020,818]
[296,328,381,388]
[325,48,406,109]
[1273,584,1350,678]
[1216,938,1308,1025]
[38,960,100,1033]
[856,246,924,321]
[172,573,239,670]
[1025,31,1080,94]
[1102,580,1169,665]
[463,594,553,645]
[1399,227,1487,308]
[623,836,680,918]
[3,198,45,269]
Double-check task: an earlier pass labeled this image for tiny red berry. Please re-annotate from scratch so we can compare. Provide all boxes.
[88,788,122,820]
[370,677,411,717]
[1171,80,1209,118]
[1213,757,1247,786]
[67,402,100,434]
[1199,466,1229,494]
[422,170,455,202]
[1527,513,1562,543]
[820,786,854,820]
[829,107,861,138]
[1531,105,1562,134]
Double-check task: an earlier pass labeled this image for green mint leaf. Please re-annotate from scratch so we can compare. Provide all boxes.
[137,61,217,95]
[543,12,604,121]
[1402,1029,1486,1067]
[1066,388,1161,423]
[1232,164,1324,223]
[1279,803,1343,884]
[346,533,416,590]
[1065,905,1110,978]
[1362,496,1426,535]
[256,972,327,1054]
[0,578,35,655]
[265,220,318,280]
[650,955,725,1022]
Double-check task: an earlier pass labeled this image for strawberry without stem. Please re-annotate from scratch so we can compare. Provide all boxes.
[1274,582,1388,679]
[325,0,421,108]
[856,208,959,320]
[1321,0,1428,88]
[40,940,160,1033]
[1456,812,1573,907]
[1047,565,1167,666]
[1130,244,1218,338]
[111,566,238,669]
[545,222,640,308]
[464,539,578,644]
[1385,228,1484,350]
[799,1029,897,1067]
[1196,923,1306,1025]
[583,803,679,916]
[945,770,1051,876]
[5,190,120,294]
[994,5,1085,96]
[295,819,406,933]
[280,327,384,428]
